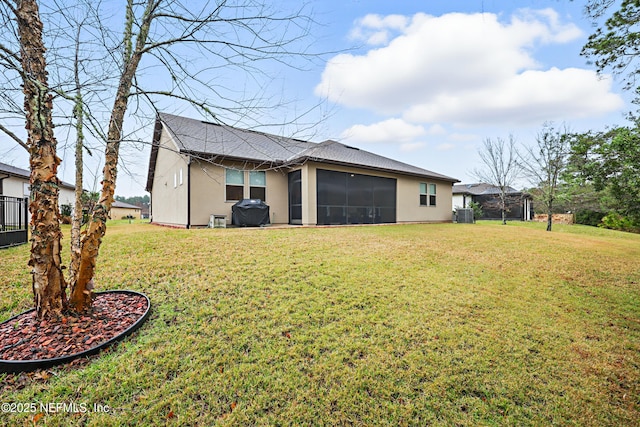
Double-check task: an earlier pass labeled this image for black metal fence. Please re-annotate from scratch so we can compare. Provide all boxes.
[0,196,29,249]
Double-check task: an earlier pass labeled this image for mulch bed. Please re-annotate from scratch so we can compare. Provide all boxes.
[0,292,148,362]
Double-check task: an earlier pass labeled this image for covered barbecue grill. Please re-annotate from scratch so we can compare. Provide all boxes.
[231,199,270,226]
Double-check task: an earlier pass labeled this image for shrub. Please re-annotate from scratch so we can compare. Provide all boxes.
[468,201,483,222]
[575,209,606,227]
[599,212,640,233]
[60,203,72,217]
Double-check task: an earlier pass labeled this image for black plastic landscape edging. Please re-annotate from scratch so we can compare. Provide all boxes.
[0,290,151,374]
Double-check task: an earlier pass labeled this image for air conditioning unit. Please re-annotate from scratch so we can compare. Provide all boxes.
[456,208,474,224]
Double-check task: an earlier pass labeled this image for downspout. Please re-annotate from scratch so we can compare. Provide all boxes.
[186,157,191,229]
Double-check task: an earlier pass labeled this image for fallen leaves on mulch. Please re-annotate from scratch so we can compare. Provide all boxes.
[0,292,148,362]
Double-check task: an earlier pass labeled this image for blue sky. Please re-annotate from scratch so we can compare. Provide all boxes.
[0,0,631,196]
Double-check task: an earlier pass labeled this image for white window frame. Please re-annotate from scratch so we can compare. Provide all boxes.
[420,182,437,207]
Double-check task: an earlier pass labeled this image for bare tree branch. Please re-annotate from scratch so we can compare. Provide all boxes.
[474,135,522,225]
[0,121,27,151]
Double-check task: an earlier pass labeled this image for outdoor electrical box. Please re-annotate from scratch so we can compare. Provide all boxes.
[209,214,227,228]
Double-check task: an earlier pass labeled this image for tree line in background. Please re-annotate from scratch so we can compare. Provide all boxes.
[475,0,640,233]
[476,122,640,233]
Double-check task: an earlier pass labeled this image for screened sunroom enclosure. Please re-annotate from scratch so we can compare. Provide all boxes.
[316,169,396,225]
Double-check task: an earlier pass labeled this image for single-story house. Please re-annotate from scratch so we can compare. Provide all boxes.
[0,161,75,203]
[452,183,533,221]
[110,200,142,220]
[145,113,459,227]
[1,162,75,247]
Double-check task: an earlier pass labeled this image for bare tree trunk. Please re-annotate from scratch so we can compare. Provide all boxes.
[69,24,85,286]
[69,0,154,311]
[17,0,66,319]
[547,197,553,232]
[501,193,507,225]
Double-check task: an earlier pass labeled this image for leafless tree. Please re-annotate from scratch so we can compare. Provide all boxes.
[520,123,570,232]
[0,0,319,318]
[474,135,521,225]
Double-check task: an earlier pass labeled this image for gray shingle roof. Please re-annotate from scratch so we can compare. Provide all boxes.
[0,161,75,189]
[298,140,458,181]
[0,162,30,178]
[147,113,458,190]
[453,183,520,195]
[159,113,314,163]
[112,200,141,209]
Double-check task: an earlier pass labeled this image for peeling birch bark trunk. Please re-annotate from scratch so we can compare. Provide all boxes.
[17,0,67,319]
[69,0,154,311]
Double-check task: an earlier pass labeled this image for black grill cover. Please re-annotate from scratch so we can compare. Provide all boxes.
[231,199,270,226]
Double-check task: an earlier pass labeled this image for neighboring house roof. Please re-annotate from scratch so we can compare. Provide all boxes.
[453,183,524,196]
[111,200,141,210]
[0,162,74,189]
[146,113,458,191]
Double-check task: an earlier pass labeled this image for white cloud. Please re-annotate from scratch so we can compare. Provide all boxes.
[340,118,426,143]
[403,67,623,125]
[315,9,623,127]
[426,124,447,135]
[349,14,409,46]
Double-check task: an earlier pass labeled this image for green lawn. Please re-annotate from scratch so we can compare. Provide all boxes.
[1,221,639,426]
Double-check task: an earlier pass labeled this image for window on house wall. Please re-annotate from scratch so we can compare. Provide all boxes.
[173,173,177,188]
[429,183,437,206]
[249,171,266,201]
[225,168,244,201]
[420,183,428,206]
[420,183,437,206]
[179,168,183,186]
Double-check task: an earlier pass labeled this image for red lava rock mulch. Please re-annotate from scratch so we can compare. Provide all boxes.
[0,292,148,362]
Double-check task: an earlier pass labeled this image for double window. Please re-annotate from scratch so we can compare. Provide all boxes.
[420,183,436,206]
[225,169,266,202]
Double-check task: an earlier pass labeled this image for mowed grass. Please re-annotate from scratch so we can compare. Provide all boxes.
[1,221,639,426]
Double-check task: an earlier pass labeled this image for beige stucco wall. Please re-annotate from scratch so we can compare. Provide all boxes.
[300,162,454,225]
[111,207,141,220]
[189,160,289,226]
[397,175,453,222]
[149,124,189,226]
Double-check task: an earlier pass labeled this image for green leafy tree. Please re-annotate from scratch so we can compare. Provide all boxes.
[567,127,640,225]
[582,0,640,111]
